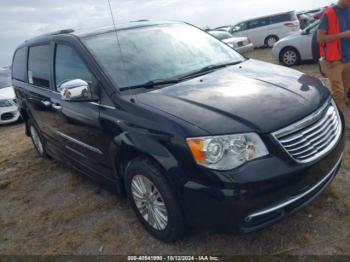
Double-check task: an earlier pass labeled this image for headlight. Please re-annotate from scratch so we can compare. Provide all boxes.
[273,41,280,48]
[0,99,12,107]
[187,133,269,170]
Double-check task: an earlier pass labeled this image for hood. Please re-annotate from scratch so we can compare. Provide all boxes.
[136,59,330,134]
[0,86,15,100]
[279,31,303,42]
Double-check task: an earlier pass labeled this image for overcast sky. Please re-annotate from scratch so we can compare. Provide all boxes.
[0,0,333,67]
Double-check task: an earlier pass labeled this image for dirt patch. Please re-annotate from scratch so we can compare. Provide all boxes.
[0,49,349,255]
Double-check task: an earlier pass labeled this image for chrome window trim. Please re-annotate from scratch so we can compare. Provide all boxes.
[246,151,343,221]
[90,102,116,110]
[53,129,103,155]
[272,99,342,164]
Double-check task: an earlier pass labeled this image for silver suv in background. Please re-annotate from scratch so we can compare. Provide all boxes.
[216,11,300,48]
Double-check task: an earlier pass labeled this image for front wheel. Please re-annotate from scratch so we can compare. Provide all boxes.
[280,47,300,67]
[125,157,185,242]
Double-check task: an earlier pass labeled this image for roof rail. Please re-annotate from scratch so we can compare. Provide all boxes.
[24,29,75,43]
[50,29,75,35]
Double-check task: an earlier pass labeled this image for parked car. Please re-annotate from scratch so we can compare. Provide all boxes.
[272,20,320,66]
[208,30,254,54]
[306,7,326,20]
[216,11,300,48]
[296,12,316,29]
[0,69,20,124]
[12,21,344,242]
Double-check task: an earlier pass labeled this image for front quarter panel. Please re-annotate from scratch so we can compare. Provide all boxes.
[101,93,208,192]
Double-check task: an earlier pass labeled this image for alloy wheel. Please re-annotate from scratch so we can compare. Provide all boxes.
[283,50,297,66]
[267,37,278,48]
[131,175,168,231]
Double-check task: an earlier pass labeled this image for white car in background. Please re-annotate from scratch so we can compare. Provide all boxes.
[272,21,319,66]
[0,86,20,124]
[0,68,20,124]
[216,11,300,48]
[208,30,254,54]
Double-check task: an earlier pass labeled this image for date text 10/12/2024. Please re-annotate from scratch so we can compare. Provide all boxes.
[127,256,220,261]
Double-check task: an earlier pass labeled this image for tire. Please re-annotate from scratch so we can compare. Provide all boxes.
[265,35,279,48]
[279,47,301,67]
[125,157,185,242]
[28,119,47,158]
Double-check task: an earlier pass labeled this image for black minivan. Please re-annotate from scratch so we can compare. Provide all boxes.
[12,21,344,242]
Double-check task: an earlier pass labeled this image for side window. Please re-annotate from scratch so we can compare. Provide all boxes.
[28,45,51,88]
[270,13,292,24]
[247,19,261,30]
[55,44,94,92]
[259,18,269,27]
[12,47,28,82]
[232,22,247,33]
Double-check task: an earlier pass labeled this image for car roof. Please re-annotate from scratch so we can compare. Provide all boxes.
[237,10,295,24]
[20,20,184,47]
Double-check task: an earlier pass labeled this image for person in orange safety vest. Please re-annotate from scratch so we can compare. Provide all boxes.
[317,0,350,114]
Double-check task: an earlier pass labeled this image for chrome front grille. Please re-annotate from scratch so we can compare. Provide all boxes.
[273,100,342,163]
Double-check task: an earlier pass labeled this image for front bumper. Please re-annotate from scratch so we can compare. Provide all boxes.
[0,105,20,124]
[180,127,345,233]
[235,43,254,54]
[272,45,281,59]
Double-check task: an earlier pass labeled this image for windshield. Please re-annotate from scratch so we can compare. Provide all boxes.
[83,23,244,90]
[303,21,320,34]
[0,68,11,89]
[210,31,232,41]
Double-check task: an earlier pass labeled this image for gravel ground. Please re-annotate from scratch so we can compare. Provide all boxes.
[0,49,349,255]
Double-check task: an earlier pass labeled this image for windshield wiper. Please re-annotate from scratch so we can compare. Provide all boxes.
[178,61,242,81]
[120,78,180,91]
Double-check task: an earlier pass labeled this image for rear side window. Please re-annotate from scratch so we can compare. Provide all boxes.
[55,44,93,91]
[12,47,27,82]
[28,45,51,88]
[247,20,260,30]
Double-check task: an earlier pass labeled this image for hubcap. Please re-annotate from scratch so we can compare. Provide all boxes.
[131,175,168,230]
[283,50,297,66]
[30,126,44,155]
[267,37,277,47]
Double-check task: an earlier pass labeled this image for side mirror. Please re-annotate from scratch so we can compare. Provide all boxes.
[59,79,95,101]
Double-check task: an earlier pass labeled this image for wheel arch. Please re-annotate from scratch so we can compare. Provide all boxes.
[109,133,181,196]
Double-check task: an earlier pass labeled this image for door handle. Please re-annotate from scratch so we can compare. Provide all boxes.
[52,103,62,110]
[41,100,51,107]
